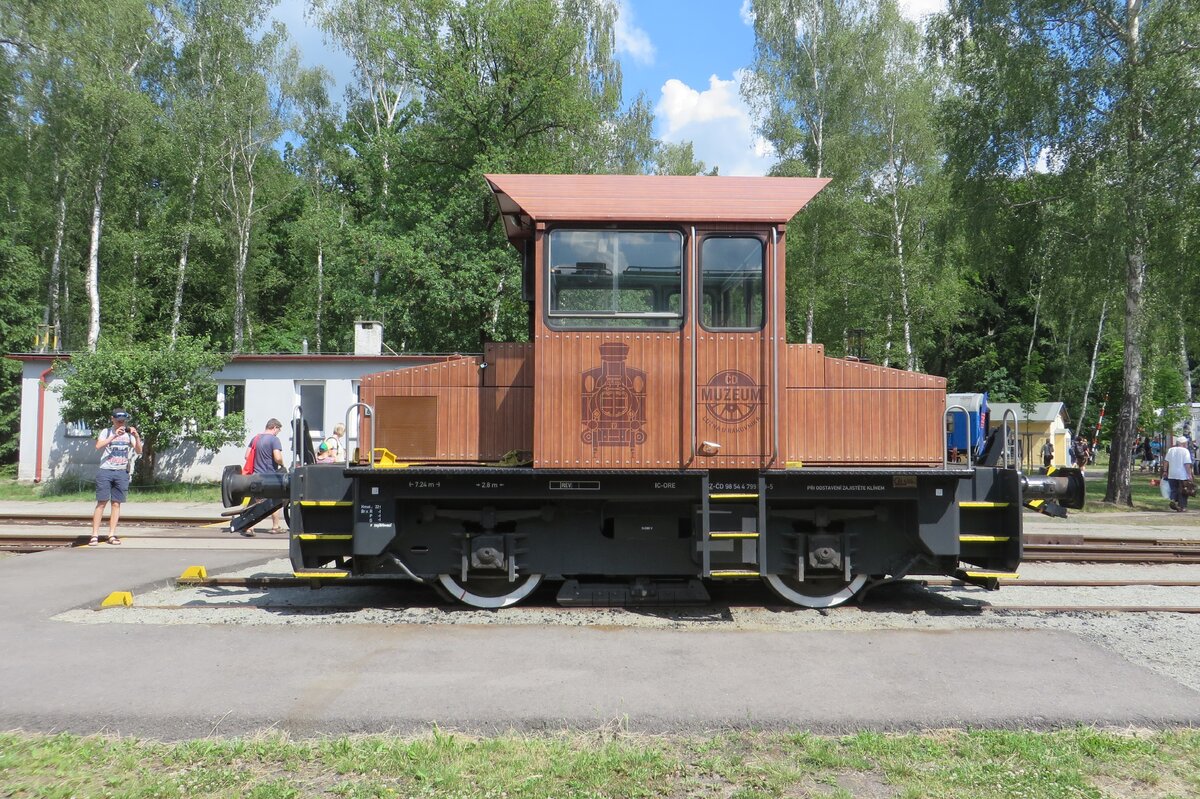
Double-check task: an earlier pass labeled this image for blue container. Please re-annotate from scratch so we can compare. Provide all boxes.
[946,392,988,457]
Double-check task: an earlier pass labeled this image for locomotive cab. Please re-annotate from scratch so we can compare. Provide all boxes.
[224,174,1083,609]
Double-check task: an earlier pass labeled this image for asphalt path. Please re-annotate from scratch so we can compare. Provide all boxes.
[2,545,1200,740]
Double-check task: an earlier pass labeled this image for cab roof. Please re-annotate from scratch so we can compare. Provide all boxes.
[486,173,829,243]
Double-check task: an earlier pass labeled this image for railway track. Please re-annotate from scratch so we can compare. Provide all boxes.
[1023,533,1200,563]
[111,574,1200,615]
[4,529,1200,562]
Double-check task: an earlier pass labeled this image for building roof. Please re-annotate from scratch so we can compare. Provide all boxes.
[988,402,1071,424]
[485,173,830,243]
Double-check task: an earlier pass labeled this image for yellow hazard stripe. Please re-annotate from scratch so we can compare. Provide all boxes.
[709,570,761,578]
[709,532,760,539]
[960,501,1011,508]
[293,571,349,578]
[959,534,1010,543]
[298,500,353,507]
[963,571,1019,580]
[709,493,759,500]
[297,534,352,541]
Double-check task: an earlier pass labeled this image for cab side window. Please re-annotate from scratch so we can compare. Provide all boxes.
[701,236,764,330]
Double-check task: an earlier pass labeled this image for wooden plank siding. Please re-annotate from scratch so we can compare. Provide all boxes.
[779,346,946,467]
[533,332,683,469]
[359,356,533,462]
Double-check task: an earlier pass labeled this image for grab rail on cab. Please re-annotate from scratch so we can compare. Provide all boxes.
[344,402,375,467]
[1000,408,1021,472]
[944,403,971,470]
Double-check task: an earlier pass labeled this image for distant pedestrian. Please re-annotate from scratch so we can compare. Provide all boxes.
[1071,435,1090,476]
[245,418,286,535]
[1162,436,1194,512]
[317,423,345,463]
[1140,437,1154,471]
[1040,438,1054,469]
[90,408,142,546]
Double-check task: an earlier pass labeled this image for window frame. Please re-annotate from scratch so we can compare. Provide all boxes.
[295,380,327,439]
[698,233,767,333]
[218,381,246,419]
[544,226,686,331]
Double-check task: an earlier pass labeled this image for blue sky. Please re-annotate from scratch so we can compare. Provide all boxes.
[274,0,944,176]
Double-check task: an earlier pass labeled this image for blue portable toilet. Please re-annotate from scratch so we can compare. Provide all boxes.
[946,392,988,460]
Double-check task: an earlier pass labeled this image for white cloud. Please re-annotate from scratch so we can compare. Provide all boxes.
[614,1,655,66]
[655,72,775,176]
[740,0,755,26]
[897,0,947,21]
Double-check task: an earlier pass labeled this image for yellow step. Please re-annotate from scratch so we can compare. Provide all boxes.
[709,569,761,579]
[959,534,1010,543]
[293,570,350,579]
[709,532,759,540]
[962,570,1019,580]
[960,501,1011,508]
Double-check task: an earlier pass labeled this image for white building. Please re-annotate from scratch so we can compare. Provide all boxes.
[9,322,446,483]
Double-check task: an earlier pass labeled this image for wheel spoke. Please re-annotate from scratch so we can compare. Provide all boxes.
[435,573,544,609]
[763,574,867,608]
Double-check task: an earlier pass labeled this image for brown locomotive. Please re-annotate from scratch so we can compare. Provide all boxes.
[225,174,1083,608]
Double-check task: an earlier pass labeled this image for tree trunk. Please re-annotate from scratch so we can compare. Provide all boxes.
[1181,324,1192,404]
[1025,280,1042,367]
[315,239,324,352]
[232,214,252,352]
[85,170,106,352]
[45,187,67,335]
[134,438,156,484]
[1079,299,1107,429]
[1103,2,1146,507]
[170,163,201,344]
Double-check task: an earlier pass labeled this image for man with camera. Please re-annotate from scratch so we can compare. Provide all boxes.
[90,407,142,545]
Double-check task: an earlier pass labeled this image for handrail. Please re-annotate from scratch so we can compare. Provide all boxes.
[770,226,780,469]
[944,403,970,469]
[344,402,374,467]
[688,225,697,467]
[1000,408,1020,472]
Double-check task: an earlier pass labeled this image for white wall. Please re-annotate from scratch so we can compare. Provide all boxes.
[15,355,440,483]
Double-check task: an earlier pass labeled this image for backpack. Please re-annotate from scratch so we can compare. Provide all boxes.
[242,434,260,475]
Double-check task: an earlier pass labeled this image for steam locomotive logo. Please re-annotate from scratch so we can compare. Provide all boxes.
[581,342,647,452]
[701,370,762,430]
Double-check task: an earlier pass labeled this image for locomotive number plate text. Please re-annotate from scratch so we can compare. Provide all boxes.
[549,480,601,491]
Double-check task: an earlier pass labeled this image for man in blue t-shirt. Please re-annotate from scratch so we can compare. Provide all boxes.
[245,418,286,535]
[90,407,142,545]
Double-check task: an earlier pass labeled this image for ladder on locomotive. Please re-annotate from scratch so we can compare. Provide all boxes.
[700,473,767,579]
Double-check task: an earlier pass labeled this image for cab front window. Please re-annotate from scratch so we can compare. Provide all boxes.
[547,229,683,329]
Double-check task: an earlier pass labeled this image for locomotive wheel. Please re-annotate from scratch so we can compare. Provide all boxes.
[763,573,868,608]
[435,573,544,609]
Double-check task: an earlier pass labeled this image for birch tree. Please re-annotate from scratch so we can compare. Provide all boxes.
[743,0,870,344]
[212,15,293,351]
[934,0,1200,504]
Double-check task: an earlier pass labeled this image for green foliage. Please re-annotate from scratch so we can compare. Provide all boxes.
[52,336,244,482]
[1,0,1197,495]
[1,728,1199,798]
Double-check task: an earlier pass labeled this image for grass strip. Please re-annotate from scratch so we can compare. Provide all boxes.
[1,727,1197,798]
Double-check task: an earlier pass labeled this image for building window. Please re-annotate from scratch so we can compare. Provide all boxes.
[65,420,93,438]
[547,229,683,329]
[701,236,764,330]
[219,383,245,418]
[297,381,326,437]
